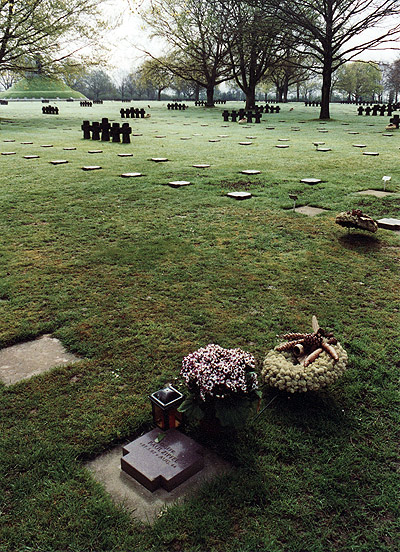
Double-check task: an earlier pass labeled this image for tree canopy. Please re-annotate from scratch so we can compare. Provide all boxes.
[0,0,107,74]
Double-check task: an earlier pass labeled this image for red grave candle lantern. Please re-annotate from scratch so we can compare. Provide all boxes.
[149,385,184,430]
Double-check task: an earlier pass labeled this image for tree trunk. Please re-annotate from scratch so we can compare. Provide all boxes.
[245,86,256,109]
[206,84,215,107]
[157,88,162,101]
[296,83,300,102]
[276,86,283,102]
[194,83,200,102]
[320,54,332,119]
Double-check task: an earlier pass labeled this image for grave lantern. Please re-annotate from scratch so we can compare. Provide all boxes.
[149,385,184,431]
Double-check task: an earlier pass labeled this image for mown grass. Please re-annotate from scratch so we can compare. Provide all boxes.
[0,101,399,552]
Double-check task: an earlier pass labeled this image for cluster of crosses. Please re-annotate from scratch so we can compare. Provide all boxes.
[80,101,93,107]
[81,118,132,143]
[304,101,321,107]
[357,104,398,116]
[194,100,227,105]
[389,114,400,128]
[42,105,59,115]
[0,100,8,105]
[120,107,146,118]
[167,103,188,110]
[222,105,280,123]
[93,100,103,104]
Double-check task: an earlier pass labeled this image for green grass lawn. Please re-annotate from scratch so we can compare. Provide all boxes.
[0,101,399,552]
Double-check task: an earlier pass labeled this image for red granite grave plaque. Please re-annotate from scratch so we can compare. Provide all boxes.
[121,429,204,492]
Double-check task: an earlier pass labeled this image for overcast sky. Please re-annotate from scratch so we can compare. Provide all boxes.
[101,0,400,76]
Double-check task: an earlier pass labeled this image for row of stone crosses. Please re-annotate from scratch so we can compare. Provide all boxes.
[357,104,399,116]
[195,100,227,106]
[42,105,59,115]
[167,103,188,110]
[222,105,280,123]
[120,107,146,118]
[304,101,321,107]
[81,118,132,143]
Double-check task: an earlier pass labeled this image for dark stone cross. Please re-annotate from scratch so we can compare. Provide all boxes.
[101,118,111,141]
[111,122,121,142]
[91,122,101,140]
[81,120,91,139]
[121,428,205,492]
[121,122,132,143]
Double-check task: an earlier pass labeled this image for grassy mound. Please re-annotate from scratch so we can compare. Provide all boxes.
[0,75,86,99]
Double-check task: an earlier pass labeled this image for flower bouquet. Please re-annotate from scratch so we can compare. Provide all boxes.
[178,344,261,428]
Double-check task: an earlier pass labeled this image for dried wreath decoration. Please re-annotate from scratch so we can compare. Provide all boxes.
[335,209,378,233]
[261,316,348,393]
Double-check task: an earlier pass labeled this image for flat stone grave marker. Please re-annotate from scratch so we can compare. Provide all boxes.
[192,133,202,136]
[291,128,300,131]
[200,124,208,126]
[3,139,15,142]
[63,147,76,151]
[88,150,103,154]
[1,151,16,155]
[357,189,393,197]
[86,431,230,523]
[168,181,191,188]
[246,136,257,139]
[348,132,359,135]
[318,129,329,133]
[221,125,229,127]
[363,152,379,156]
[266,127,275,130]
[180,137,191,140]
[155,135,166,138]
[313,142,325,146]
[41,144,53,147]
[121,429,204,492]
[132,133,142,136]
[209,139,220,142]
[227,191,252,200]
[275,144,289,148]
[218,135,229,138]
[118,153,133,157]
[82,166,102,171]
[382,133,393,136]
[295,206,327,216]
[121,173,142,178]
[342,123,350,125]
[23,155,40,159]
[353,144,366,148]
[151,158,168,162]
[192,164,210,168]
[316,147,331,152]
[239,141,252,145]
[279,120,285,122]
[241,169,261,175]
[50,160,68,165]
[278,138,289,141]
[0,334,81,386]
[301,178,322,185]
[21,141,33,144]
[377,218,400,230]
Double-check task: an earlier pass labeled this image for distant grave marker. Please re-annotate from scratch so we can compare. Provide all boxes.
[275,144,289,148]
[121,173,142,178]
[49,160,68,165]
[301,178,322,184]
[241,170,261,175]
[363,152,379,156]
[357,189,393,197]
[295,206,327,216]
[192,164,210,168]
[168,181,191,188]
[1,152,15,155]
[227,191,252,200]
[41,144,53,148]
[377,218,400,230]
[63,147,76,151]
[239,141,252,145]
[151,158,168,162]
[88,150,103,153]
[82,166,102,171]
[23,155,40,159]
[118,153,133,157]
[353,144,366,148]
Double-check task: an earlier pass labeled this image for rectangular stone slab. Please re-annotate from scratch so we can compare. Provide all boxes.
[377,218,400,230]
[121,429,204,492]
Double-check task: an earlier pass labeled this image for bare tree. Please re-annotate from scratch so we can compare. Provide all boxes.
[251,0,400,118]
[140,0,232,106]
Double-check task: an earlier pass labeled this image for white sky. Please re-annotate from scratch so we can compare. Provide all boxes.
[100,0,400,78]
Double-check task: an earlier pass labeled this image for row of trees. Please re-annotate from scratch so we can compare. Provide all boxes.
[137,0,400,118]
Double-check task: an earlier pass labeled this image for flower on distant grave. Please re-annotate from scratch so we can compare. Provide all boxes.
[179,344,261,427]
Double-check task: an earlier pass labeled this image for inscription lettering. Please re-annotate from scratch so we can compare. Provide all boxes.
[139,441,178,468]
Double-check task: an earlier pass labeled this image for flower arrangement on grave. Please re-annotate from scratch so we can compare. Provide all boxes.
[261,316,348,393]
[335,209,378,233]
[178,344,261,428]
